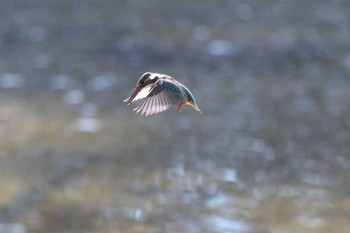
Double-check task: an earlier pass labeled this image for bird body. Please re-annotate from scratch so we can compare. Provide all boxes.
[124,72,201,116]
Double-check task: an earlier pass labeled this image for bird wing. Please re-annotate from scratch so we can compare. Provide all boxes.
[133,79,185,116]
[123,85,152,103]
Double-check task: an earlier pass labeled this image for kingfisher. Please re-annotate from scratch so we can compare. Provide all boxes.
[124,72,201,116]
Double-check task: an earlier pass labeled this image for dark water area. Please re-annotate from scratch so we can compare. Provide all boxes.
[0,0,350,232]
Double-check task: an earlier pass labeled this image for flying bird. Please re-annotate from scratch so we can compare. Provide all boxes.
[124,72,201,116]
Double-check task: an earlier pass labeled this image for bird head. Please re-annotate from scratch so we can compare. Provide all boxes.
[126,72,159,105]
[183,88,201,113]
[187,98,202,113]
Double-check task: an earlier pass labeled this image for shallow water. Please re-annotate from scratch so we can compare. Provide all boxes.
[0,0,350,232]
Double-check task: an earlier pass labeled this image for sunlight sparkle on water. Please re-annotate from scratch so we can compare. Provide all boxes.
[50,75,74,90]
[63,89,85,105]
[208,216,250,233]
[72,118,101,132]
[0,73,24,88]
[207,40,238,56]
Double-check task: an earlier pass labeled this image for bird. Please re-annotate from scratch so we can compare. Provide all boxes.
[124,72,201,116]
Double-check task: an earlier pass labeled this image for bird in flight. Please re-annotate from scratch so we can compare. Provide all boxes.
[124,72,201,116]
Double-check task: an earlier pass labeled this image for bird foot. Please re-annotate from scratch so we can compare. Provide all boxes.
[177,103,184,112]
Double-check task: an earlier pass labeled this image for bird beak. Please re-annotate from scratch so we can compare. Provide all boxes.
[188,102,202,113]
[194,105,202,113]
[126,85,142,105]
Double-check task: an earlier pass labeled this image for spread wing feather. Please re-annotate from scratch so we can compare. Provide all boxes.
[124,85,152,103]
[133,79,185,116]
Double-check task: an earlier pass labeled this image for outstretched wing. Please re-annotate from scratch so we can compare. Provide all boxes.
[123,85,152,103]
[133,79,185,116]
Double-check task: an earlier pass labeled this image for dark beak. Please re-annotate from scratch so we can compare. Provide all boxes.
[126,85,142,105]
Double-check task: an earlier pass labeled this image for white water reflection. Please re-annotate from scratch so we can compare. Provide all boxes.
[123,207,146,222]
[88,73,117,91]
[0,73,24,89]
[296,214,325,228]
[208,216,250,233]
[207,40,238,56]
[206,193,229,209]
[80,103,98,117]
[223,168,238,183]
[72,117,101,132]
[50,75,74,90]
[63,89,85,105]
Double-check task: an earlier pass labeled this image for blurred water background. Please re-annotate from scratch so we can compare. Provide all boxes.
[0,0,350,232]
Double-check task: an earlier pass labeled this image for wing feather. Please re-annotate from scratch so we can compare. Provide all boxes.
[149,98,157,115]
[146,98,155,116]
[159,94,167,112]
[146,98,153,116]
[143,98,152,116]
[143,99,148,116]
[154,96,159,114]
